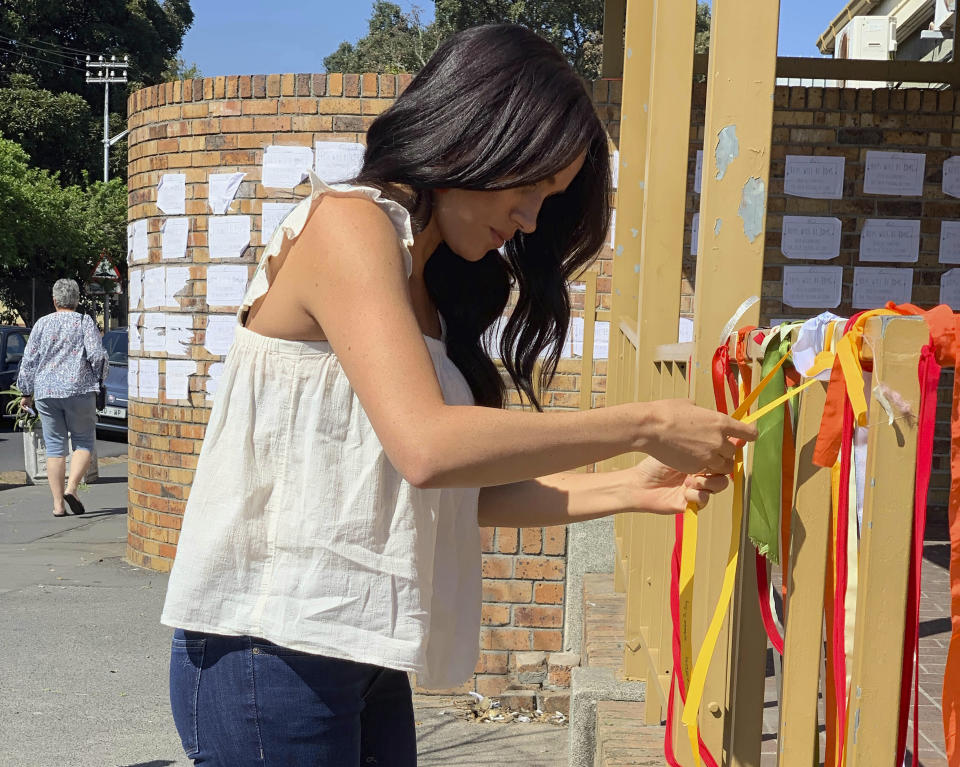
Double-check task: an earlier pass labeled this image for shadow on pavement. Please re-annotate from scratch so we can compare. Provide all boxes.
[118,761,176,767]
[76,506,127,518]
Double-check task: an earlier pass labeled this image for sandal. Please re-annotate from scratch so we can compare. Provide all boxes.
[52,509,67,517]
[63,493,86,516]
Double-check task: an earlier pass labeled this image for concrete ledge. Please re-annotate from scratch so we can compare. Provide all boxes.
[567,666,645,767]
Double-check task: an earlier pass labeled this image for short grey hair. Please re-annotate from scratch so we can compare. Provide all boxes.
[52,279,80,309]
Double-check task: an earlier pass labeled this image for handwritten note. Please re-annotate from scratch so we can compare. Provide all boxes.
[128,312,141,352]
[940,221,960,264]
[165,267,190,307]
[262,145,313,188]
[782,266,843,308]
[204,314,237,356]
[162,217,189,261]
[314,141,365,184]
[138,359,159,399]
[678,317,693,343]
[127,358,139,399]
[128,270,143,309]
[164,314,193,356]
[863,151,925,196]
[164,360,196,401]
[207,265,249,307]
[781,216,842,260]
[941,268,960,309]
[209,172,246,214]
[858,219,920,263]
[157,173,186,215]
[142,313,166,352]
[209,215,251,259]
[784,155,845,199]
[943,157,960,199]
[142,268,165,309]
[205,362,224,401]
[852,266,913,308]
[132,220,149,262]
[262,202,297,244]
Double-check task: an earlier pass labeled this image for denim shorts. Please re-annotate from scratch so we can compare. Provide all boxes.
[35,393,97,457]
[169,629,417,766]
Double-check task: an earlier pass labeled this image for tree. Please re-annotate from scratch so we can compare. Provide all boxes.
[695,2,711,55]
[163,55,201,82]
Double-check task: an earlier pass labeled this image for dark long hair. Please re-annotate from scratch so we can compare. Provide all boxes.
[355,24,610,409]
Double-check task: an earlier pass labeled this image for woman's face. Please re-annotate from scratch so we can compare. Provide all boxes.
[431,151,587,262]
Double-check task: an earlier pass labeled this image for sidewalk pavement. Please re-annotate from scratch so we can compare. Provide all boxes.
[0,460,567,767]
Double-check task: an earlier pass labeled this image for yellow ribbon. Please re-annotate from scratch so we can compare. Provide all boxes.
[680,350,817,765]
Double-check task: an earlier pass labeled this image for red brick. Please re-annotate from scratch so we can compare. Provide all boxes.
[514,557,566,580]
[521,527,542,554]
[481,628,531,651]
[481,555,513,579]
[482,579,532,603]
[534,582,565,604]
[532,630,563,652]
[481,604,510,626]
[543,525,567,555]
[498,527,519,554]
[514,606,563,628]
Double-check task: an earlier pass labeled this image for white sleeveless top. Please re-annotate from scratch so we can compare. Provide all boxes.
[161,173,482,689]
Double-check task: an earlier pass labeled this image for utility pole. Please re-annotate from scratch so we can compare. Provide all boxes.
[85,54,129,330]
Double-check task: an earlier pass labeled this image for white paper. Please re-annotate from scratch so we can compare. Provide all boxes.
[593,321,609,360]
[940,268,960,309]
[128,312,141,352]
[127,358,139,399]
[567,317,585,358]
[858,219,920,263]
[678,317,694,343]
[611,150,619,189]
[694,150,703,195]
[209,215,251,259]
[165,266,190,307]
[262,144,313,188]
[852,266,913,308]
[863,150,925,196]
[209,172,246,214]
[784,155,845,199]
[691,213,700,255]
[781,216,842,260]
[206,362,225,401]
[161,217,189,260]
[609,209,616,250]
[207,265,249,307]
[142,268,165,309]
[142,313,166,352]
[943,157,960,199]
[127,223,134,262]
[156,173,186,215]
[164,360,197,401]
[782,266,843,308]
[132,219,149,262]
[138,359,159,399]
[262,202,297,244]
[128,270,143,309]
[314,141,365,184]
[941,221,960,264]
[204,315,237,356]
[164,314,193,356]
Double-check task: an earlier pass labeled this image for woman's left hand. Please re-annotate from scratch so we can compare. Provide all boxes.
[625,456,729,515]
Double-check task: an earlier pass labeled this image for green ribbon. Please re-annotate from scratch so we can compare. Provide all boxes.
[747,331,792,563]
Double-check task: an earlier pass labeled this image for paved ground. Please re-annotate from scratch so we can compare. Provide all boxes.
[0,448,567,767]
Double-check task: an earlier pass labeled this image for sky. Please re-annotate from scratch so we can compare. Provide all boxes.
[179,0,845,78]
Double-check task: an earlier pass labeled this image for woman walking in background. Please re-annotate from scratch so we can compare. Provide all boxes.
[17,278,107,517]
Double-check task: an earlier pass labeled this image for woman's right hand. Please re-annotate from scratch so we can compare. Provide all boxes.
[642,398,757,476]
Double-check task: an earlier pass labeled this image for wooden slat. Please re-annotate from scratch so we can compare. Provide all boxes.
[686,0,782,760]
[580,270,599,412]
[844,316,927,766]
[777,378,831,767]
[601,0,628,79]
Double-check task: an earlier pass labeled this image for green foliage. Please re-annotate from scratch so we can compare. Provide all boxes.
[0,139,125,323]
[695,2,711,55]
[163,55,201,81]
[1,383,39,431]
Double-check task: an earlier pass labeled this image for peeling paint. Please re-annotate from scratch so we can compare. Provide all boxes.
[634,264,641,273]
[738,177,766,243]
[616,245,624,256]
[630,228,639,238]
[614,288,622,295]
[637,180,645,189]
[715,125,739,181]
[626,48,633,59]
[714,218,722,236]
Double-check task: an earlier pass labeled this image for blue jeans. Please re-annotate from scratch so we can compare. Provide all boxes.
[169,629,418,766]
[35,393,97,457]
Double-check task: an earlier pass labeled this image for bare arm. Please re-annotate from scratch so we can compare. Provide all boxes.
[282,198,755,488]
[478,458,730,528]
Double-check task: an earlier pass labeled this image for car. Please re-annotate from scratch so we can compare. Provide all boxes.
[0,325,30,415]
[98,327,128,433]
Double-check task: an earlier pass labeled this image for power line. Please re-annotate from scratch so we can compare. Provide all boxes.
[0,42,88,73]
[0,34,85,63]
[0,32,102,58]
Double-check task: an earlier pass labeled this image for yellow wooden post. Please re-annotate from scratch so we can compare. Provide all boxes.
[685,0,781,759]
[621,0,698,682]
[580,270,599,412]
[608,0,654,594]
[845,316,927,766]
[778,379,832,767]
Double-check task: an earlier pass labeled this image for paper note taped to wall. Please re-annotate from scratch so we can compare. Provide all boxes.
[780,216,842,260]
[157,173,186,215]
[941,268,960,309]
[262,145,314,188]
[609,210,616,250]
[162,217,189,261]
[129,270,143,310]
[611,150,619,189]
[132,220,149,262]
[164,360,196,401]
[858,219,920,263]
[784,155,845,199]
[314,141,365,184]
[164,314,193,356]
[165,267,190,307]
[782,266,843,308]
[142,268,165,309]
[206,362,224,401]
[863,150,925,196]
[127,358,139,399]
[139,359,159,399]
[128,313,141,352]
[207,265,249,307]
[943,157,960,199]
[691,213,700,256]
[852,266,913,308]
[209,172,246,214]
[209,215,251,259]
[940,220,960,264]
[262,202,297,244]
[204,314,237,356]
